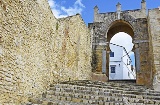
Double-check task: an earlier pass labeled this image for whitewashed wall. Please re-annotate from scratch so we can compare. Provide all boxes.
[109,44,135,80]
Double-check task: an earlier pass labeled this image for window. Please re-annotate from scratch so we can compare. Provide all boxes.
[110,66,116,73]
[128,72,130,77]
[127,59,130,65]
[127,59,129,65]
[110,52,114,57]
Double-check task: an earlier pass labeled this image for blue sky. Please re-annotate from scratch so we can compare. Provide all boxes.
[48,0,160,24]
[48,0,160,66]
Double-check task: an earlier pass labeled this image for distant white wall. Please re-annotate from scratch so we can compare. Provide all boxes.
[109,61,123,80]
[109,44,136,80]
[122,51,131,79]
[110,44,123,62]
[109,45,123,80]
[122,50,136,79]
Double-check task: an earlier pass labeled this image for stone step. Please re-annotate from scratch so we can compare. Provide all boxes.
[28,99,126,105]
[49,84,160,98]
[46,94,160,105]
[51,85,146,93]
[57,81,150,91]
[27,97,125,105]
[46,90,160,104]
[27,80,160,105]
[47,90,160,102]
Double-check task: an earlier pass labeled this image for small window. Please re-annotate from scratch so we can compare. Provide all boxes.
[128,72,130,77]
[127,59,130,65]
[111,66,116,73]
[127,59,129,65]
[110,52,114,57]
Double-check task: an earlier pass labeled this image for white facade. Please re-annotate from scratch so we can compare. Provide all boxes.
[109,44,136,80]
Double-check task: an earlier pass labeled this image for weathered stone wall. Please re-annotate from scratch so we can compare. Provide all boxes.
[0,0,91,104]
[127,9,146,19]
[0,0,57,103]
[94,9,146,23]
[53,15,92,83]
[148,8,160,91]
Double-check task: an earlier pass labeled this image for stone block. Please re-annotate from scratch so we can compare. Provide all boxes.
[66,97,71,101]
[136,95,143,99]
[72,98,82,103]
[82,99,89,104]
[91,72,108,82]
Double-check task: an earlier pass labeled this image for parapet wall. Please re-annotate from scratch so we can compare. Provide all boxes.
[94,9,146,23]
[148,8,160,91]
[0,0,91,104]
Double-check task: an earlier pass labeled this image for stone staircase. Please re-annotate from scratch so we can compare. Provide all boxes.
[27,80,160,105]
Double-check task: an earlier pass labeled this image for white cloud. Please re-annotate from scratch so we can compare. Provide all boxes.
[110,32,135,65]
[110,32,134,53]
[75,0,85,8]
[48,0,85,18]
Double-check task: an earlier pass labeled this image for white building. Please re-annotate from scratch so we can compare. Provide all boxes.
[109,43,136,80]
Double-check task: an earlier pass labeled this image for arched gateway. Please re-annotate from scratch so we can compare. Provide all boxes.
[89,1,152,86]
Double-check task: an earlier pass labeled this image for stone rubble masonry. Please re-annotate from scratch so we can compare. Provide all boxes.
[55,15,92,83]
[148,8,160,91]
[94,9,146,23]
[0,0,91,104]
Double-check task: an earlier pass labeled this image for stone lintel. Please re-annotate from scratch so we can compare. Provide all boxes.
[92,43,108,46]
[134,40,149,44]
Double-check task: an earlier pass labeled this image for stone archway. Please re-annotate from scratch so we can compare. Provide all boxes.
[106,20,134,41]
[106,20,136,81]
[89,4,152,87]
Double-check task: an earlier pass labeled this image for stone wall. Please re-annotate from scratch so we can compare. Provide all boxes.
[148,8,160,91]
[53,15,92,83]
[127,9,146,19]
[0,0,91,104]
[94,8,146,23]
